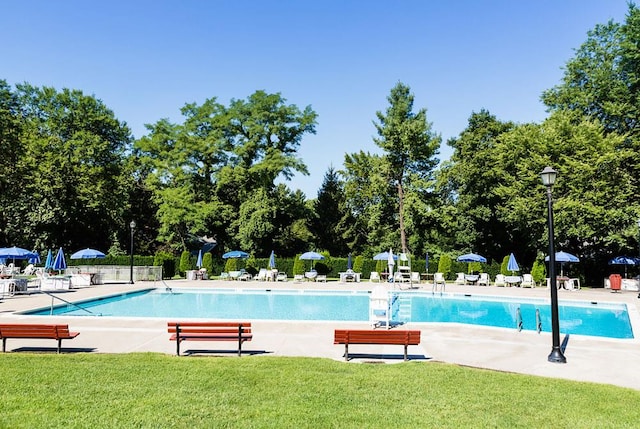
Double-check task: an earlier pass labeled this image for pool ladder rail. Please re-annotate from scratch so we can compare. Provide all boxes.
[515,307,543,334]
[43,291,100,316]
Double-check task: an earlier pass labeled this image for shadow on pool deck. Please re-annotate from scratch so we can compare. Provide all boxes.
[1,279,639,390]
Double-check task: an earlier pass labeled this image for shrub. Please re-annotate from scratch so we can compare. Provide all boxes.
[531,259,546,285]
[202,252,213,275]
[437,254,452,279]
[154,251,176,279]
[224,258,238,273]
[179,251,191,277]
[293,255,305,275]
[500,255,510,275]
[353,255,364,273]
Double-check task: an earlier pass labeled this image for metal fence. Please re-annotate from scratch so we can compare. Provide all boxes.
[65,265,162,282]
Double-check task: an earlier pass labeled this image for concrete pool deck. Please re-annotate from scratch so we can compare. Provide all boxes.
[1,278,639,390]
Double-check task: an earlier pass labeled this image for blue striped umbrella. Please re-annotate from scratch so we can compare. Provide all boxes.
[507,253,520,274]
[44,249,53,270]
[268,250,276,270]
[347,253,352,270]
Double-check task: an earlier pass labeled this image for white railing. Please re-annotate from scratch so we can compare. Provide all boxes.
[65,265,162,282]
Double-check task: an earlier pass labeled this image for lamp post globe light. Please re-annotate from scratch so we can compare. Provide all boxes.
[129,220,136,284]
[540,166,566,363]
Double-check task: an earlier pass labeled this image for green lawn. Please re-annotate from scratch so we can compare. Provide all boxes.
[1,353,638,428]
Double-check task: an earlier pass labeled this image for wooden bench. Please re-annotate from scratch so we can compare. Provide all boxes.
[168,322,252,356]
[0,324,79,353]
[334,329,421,361]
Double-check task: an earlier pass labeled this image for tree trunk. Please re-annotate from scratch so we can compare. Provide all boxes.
[397,181,408,254]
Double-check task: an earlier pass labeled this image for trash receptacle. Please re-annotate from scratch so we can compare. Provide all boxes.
[609,274,622,292]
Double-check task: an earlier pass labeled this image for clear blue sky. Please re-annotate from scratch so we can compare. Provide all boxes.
[1,1,630,197]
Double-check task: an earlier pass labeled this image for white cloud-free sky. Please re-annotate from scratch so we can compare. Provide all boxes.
[1,1,630,196]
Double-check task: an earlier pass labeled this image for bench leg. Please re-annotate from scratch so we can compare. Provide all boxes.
[404,344,408,361]
[344,344,349,361]
[176,338,181,356]
[57,339,62,354]
[2,338,6,353]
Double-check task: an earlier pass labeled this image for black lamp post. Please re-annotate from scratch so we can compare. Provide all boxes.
[637,219,640,298]
[129,220,136,284]
[541,166,566,363]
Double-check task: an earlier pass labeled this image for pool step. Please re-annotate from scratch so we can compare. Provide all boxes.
[397,296,412,321]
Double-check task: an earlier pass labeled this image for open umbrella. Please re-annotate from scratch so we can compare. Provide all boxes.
[196,249,203,268]
[70,248,106,259]
[0,246,39,260]
[347,253,352,270]
[268,250,276,270]
[300,251,324,269]
[425,252,429,274]
[44,249,53,270]
[222,250,249,259]
[457,253,487,263]
[507,253,520,274]
[545,251,579,276]
[373,252,398,261]
[52,247,66,273]
[608,255,640,278]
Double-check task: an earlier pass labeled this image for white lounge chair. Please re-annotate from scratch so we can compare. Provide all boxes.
[478,273,490,286]
[305,270,318,281]
[454,272,465,285]
[276,271,287,281]
[494,274,506,287]
[433,272,446,292]
[521,274,535,288]
[293,274,304,282]
[255,268,268,281]
[369,271,380,282]
[411,272,420,284]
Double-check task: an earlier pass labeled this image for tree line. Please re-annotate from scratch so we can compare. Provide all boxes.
[2,4,640,285]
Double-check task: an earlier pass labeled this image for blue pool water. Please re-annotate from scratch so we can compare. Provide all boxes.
[27,289,634,339]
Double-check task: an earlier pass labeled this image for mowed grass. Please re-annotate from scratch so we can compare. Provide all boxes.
[1,353,638,428]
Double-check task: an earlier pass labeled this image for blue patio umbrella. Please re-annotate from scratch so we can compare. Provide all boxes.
[300,251,324,269]
[52,247,66,273]
[268,250,276,270]
[425,253,429,273]
[608,255,640,278]
[545,251,579,276]
[44,249,53,270]
[457,253,487,263]
[70,248,106,259]
[507,253,520,274]
[0,246,38,260]
[347,253,353,270]
[196,249,203,268]
[222,250,249,259]
[373,252,398,261]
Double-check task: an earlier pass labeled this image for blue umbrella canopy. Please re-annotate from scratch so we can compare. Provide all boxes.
[457,253,487,263]
[608,255,640,278]
[196,249,203,268]
[44,249,53,270]
[347,253,353,270]
[373,252,398,261]
[268,250,276,269]
[544,251,579,263]
[0,246,38,260]
[52,247,67,271]
[70,248,106,259]
[299,251,324,260]
[507,253,520,272]
[222,250,249,259]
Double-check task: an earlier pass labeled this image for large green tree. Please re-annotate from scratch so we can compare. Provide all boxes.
[310,167,350,256]
[373,82,441,255]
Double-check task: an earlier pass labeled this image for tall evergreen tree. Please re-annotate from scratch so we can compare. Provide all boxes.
[311,167,349,256]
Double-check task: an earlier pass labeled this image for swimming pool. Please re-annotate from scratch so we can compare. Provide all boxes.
[27,288,634,339]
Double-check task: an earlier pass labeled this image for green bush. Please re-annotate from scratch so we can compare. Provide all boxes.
[154,251,176,279]
[500,255,510,275]
[531,259,546,285]
[293,255,305,275]
[353,255,364,273]
[437,254,452,279]
[224,258,238,273]
[202,252,213,275]
[179,251,191,277]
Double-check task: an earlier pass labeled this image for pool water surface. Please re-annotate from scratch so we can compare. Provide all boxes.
[27,288,634,339]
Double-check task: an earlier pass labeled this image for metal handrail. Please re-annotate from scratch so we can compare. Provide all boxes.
[43,291,98,316]
[536,309,542,333]
[516,307,523,332]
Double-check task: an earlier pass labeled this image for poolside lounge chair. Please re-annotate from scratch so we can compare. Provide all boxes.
[316,274,327,282]
[294,274,304,282]
[219,272,230,280]
[411,272,420,284]
[478,273,490,286]
[494,274,506,287]
[521,274,535,288]
[238,270,252,281]
[305,270,318,281]
[369,271,380,282]
[255,268,268,281]
[454,272,465,285]
[276,271,287,281]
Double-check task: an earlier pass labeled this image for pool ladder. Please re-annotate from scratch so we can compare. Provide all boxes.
[516,307,542,334]
[43,291,98,316]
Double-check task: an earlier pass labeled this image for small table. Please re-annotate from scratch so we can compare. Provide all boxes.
[465,274,479,285]
[505,276,522,287]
